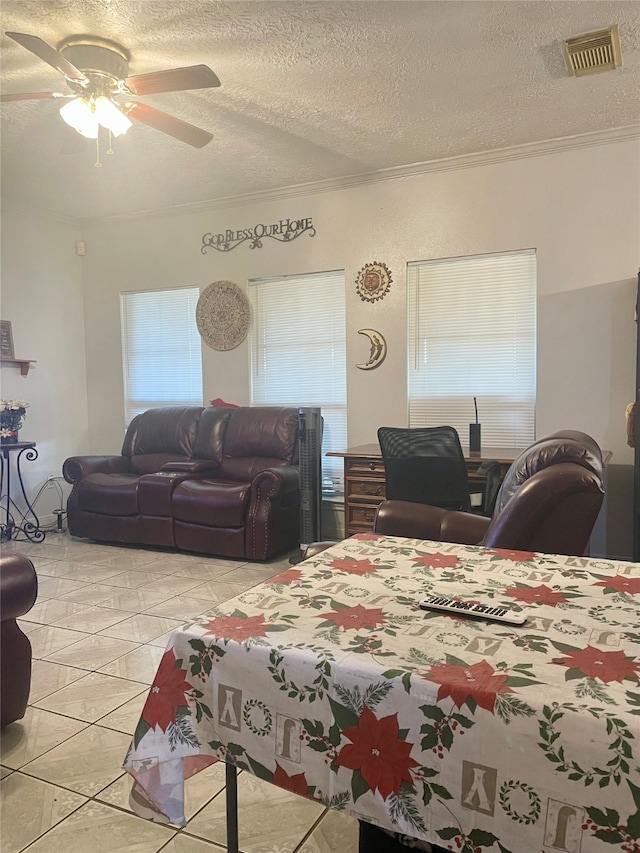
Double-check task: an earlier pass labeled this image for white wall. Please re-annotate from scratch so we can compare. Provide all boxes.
[57,135,640,555]
[0,204,88,529]
[78,135,640,556]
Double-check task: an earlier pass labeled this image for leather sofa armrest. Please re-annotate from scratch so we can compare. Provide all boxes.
[0,554,38,620]
[251,464,300,497]
[246,465,301,560]
[374,500,490,545]
[160,460,221,475]
[63,455,131,484]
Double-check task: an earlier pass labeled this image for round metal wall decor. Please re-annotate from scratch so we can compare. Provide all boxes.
[196,280,250,351]
[355,261,392,303]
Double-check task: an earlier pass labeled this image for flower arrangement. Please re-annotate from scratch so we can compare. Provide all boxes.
[0,399,29,443]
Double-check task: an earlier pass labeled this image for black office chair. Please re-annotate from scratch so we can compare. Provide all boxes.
[476,459,503,517]
[377,426,471,512]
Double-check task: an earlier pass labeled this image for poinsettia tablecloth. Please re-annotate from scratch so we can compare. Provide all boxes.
[123,534,640,853]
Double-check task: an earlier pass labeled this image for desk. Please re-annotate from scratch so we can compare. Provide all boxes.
[124,535,639,853]
[328,444,522,536]
[329,444,613,537]
[0,441,45,542]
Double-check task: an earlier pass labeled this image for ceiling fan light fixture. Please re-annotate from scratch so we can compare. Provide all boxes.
[5,30,219,149]
[59,96,98,138]
[94,96,132,136]
[59,94,132,139]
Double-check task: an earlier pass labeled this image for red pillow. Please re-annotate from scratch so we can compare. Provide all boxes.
[209,398,239,408]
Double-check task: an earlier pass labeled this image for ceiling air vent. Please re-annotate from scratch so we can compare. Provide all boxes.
[563,25,622,77]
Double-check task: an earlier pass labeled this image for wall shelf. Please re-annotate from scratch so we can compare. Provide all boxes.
[0,357,36,376]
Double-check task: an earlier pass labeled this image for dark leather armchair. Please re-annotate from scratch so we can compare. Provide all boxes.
[1,553,38,727]
[63,405,301,560]
[374,430,604,556]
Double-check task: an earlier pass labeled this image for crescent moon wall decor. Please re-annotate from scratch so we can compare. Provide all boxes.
[196,280,250,351]
[355,261,392,302]
[356,328,387,370]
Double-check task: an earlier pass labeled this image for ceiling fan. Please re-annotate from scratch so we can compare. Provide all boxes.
[1,31,220,149]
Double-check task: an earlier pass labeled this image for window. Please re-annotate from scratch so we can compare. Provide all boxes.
[408,249,536,447]
[249,270,347,492]
[120,287,203,424]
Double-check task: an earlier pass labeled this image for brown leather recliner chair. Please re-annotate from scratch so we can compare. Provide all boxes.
[63,405,301,560]
[1,553,38,728]
[374,430,604,556]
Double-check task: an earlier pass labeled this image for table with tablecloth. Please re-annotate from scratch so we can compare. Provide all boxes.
[123,533,640,853]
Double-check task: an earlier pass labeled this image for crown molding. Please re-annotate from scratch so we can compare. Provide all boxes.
[1,197,81,227]
[81,124,640,225]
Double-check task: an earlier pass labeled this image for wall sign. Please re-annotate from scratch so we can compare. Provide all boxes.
[0,321,14,358]
[202,217,316,253]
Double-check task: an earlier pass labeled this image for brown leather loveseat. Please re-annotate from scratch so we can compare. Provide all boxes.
[63,405,300,560]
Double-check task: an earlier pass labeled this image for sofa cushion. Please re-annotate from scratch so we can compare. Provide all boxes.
[191,406,233,465]
[172,479,251,528]
[222,407,299,464]
[121,406,204,459]
[76,473,140,516]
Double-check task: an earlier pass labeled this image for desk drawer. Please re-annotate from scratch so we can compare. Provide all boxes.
[347,477,386,501]
[346,457,385,476]
[347,503,379,531]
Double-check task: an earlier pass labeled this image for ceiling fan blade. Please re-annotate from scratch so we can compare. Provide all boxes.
[128,103,213,148]
[124,64,221,96]
[1,91,61,102]
[5,31,88,82]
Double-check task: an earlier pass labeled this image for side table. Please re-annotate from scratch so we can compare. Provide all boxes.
[0,441,46,542]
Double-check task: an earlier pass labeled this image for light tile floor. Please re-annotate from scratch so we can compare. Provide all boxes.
[1,533,359,853]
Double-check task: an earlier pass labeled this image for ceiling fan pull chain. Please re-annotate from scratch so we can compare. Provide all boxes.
[107,129,114,156]
[95,135,102,168]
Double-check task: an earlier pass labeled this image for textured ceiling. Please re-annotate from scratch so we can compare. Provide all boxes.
[1,0,639,221]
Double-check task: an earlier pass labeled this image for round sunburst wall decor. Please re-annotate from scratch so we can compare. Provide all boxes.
[355,261,392,302]
[196,280,250,351]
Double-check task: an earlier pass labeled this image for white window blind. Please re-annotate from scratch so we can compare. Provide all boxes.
[120,287,203,425]
[408,249,536,447]
[249,270,347,491]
